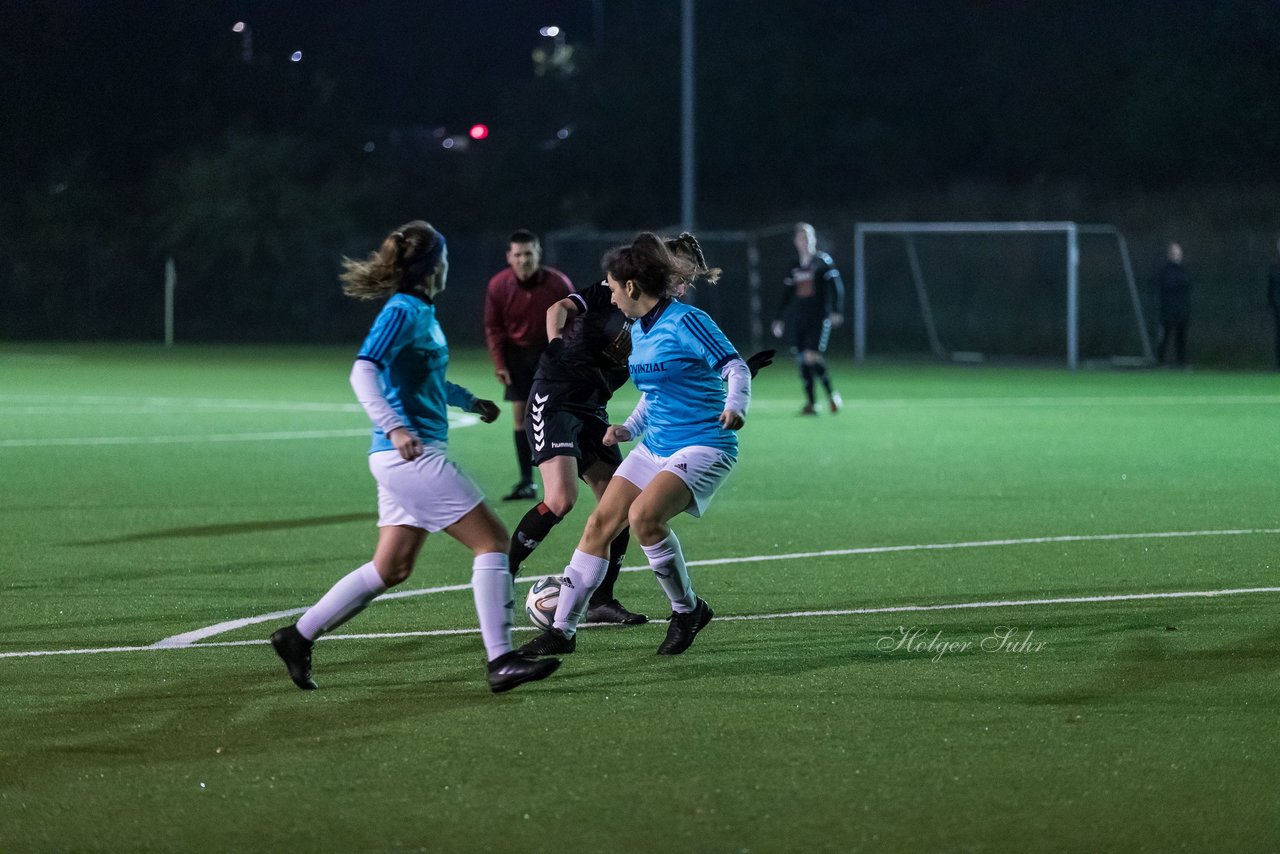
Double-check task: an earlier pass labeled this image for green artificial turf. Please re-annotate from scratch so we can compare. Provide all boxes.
[1,344,1277,852]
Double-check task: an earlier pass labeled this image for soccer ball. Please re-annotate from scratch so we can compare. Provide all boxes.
[525,576,563,631]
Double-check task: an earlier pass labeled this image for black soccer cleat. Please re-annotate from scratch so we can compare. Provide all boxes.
[518,628,576,656]
[487,651,561,693]
[586,599,649,625]
[657,598,714,655]
[503,481,538,501]
[270,624,317,690]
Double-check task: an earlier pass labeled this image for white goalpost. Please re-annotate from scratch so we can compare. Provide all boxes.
[852,222,1153,369]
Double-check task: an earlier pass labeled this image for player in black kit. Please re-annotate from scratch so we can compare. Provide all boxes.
[772,222,845,415]
[505,253,652,624]
[507,233,772,625]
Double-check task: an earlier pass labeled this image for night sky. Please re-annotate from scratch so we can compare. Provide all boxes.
[4,1,1280,349]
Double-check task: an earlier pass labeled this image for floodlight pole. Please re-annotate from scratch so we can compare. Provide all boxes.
[680,0,695,231]
[164,257,176,348]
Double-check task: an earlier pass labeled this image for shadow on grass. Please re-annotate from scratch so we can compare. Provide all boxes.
[69,513,374,545]
[0,641,512,768]
[1026,622,1280,706]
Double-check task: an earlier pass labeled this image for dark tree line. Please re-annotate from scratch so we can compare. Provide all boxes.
[3,1,1280,345]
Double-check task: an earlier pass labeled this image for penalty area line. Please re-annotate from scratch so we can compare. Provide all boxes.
[2,585,1279,660]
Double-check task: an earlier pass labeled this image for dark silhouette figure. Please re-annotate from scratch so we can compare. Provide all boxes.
[1155,242,1190,366]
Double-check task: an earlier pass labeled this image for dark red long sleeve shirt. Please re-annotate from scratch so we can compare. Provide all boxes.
[483,266,573,370]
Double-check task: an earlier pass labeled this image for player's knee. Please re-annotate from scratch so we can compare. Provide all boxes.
[627,504,665,542]
[543,492,576,517]
[375,558,414,587]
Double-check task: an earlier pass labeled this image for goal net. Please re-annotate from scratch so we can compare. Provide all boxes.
[852,222,1153,368]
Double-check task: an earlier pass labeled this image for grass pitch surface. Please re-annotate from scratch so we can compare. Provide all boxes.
[1,344,1277,852]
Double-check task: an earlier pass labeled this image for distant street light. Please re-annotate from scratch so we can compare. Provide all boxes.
[290,51,303,62]
[533,25,574,77]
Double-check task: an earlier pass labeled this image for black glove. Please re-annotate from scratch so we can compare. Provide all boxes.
[745,349,776,378]
[544,337,566,361]
[471,399,501,423]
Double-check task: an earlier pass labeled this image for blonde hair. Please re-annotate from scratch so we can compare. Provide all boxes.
[340,220,446,300]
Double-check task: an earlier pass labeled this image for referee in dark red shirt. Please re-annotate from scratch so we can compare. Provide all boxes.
[484,229,573,500]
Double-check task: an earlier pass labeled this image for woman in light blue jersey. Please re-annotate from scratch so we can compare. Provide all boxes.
[270,220,561,694]
[520,232,751,658]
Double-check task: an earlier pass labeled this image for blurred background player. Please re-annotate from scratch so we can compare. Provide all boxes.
[1269,237,1280,370]
[1155,241,1191,367]
[771,222,845,415]
[484,229,573,499]
[270,220,560,694]
[519,233,751,658]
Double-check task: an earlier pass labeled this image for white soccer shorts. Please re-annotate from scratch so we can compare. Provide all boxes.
[368,446,485,532]
[614,442,736,518]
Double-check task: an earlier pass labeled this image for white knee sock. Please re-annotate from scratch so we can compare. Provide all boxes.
[471,552,514,661]
[296,561,387,641]
[552,549,609,637]
[642,531,696,613]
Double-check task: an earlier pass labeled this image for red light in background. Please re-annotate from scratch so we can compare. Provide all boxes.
[469,124,489,140]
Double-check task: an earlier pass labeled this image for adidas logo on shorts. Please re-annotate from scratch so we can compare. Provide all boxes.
[674,462,688,472]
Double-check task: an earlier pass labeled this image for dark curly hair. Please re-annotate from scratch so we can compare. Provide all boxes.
[601,232,695,299]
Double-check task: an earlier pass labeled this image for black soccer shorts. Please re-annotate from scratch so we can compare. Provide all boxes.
[526,382,623,474]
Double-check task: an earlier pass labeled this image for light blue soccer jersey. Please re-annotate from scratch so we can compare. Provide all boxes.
[628,300,740,457]
[356,293,475,453]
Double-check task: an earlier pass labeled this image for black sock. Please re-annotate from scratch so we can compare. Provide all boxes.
[513,430,533,484]
[508,502,561,576]
[812,361,833,394]
[800,363,816,406]
[591,528,631,605]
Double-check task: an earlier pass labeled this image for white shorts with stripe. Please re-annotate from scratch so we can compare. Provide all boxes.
[614,443,736,518]
[368,446,485,532]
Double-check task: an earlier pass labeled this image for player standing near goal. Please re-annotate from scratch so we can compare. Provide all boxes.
[484,230,573,500]
[270,220,561,694]
[771,222,845,415]
[518,232,751,657]
[508,233,733,625]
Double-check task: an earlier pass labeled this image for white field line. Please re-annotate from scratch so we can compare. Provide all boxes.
[0,527,1275,660]
[3,586,1278,660]
[0,415,481,448]
[0,429,373,448]
[0,394,364,412]
[748,394,1280,410]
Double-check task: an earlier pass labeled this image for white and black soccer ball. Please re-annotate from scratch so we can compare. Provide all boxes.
[525,576,563,631]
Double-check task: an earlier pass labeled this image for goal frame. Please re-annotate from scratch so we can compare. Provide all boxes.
[852,222,1153,369]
